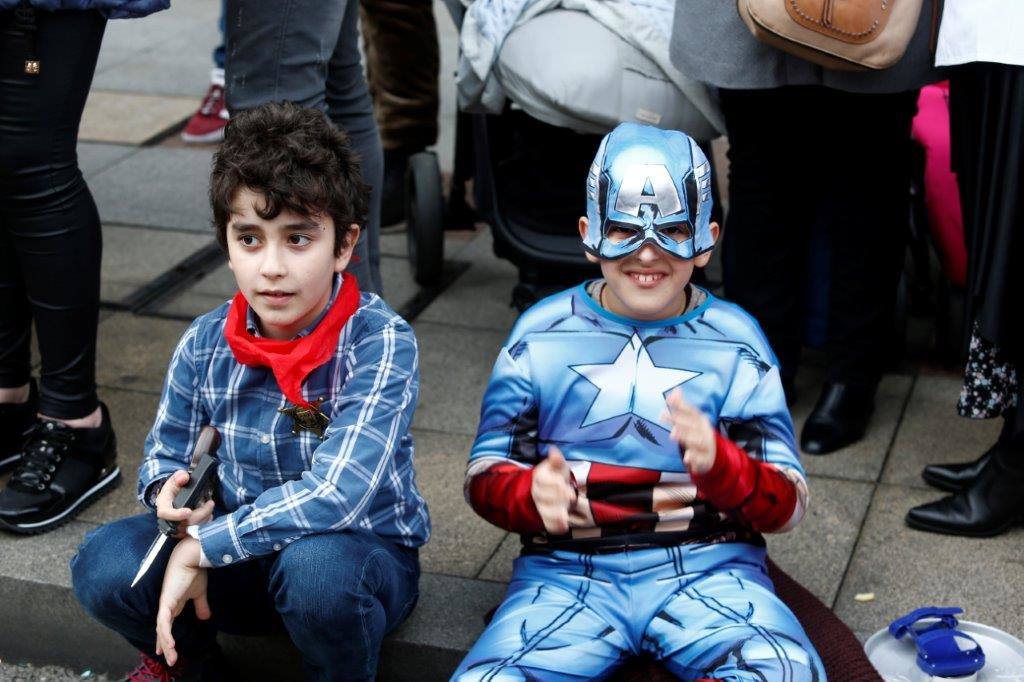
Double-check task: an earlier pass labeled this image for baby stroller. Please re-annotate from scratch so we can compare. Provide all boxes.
[403,0,723,309]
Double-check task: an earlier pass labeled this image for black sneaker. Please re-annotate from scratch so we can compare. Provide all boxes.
[0,402,119,534]
[0,380,37,475]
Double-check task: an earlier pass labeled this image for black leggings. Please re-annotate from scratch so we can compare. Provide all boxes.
[0,9,106,419]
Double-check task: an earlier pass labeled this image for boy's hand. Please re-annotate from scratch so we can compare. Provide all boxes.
[155,537,209,667]
[531,447,578,534]
[664,389,717,475]
[156,470,216,538]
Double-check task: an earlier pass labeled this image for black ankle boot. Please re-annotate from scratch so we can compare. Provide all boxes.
[906,450,1024,537]
[0,380,37,475]
[800,382,875,455]
[921,443,999,493]
[0,402,119,534]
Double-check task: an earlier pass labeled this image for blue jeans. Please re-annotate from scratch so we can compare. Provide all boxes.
[223,0,384,296]
[71,514,419,681]
[213,0,225,69]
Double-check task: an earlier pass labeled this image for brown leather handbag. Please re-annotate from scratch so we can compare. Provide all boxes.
[737,0,930,71]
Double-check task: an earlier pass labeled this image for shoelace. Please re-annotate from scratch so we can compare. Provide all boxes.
[199,84,224,117]
[10,422,72,492]
[126,654,183,682]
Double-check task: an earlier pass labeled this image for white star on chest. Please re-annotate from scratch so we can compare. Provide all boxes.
[570,334,700,428]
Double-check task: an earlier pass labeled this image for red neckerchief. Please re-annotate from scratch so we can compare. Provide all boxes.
[223,274,359,408]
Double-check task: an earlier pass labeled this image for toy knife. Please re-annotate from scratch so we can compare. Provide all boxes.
[130,426,221,588]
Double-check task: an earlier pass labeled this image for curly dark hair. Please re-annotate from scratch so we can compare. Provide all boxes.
[210,101,368,256]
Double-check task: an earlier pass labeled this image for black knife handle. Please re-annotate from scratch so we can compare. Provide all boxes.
[156,425,221,537]
[157,454,219,536]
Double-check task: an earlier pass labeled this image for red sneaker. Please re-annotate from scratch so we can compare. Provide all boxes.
[125,653,198,682]
[181,70,229,144]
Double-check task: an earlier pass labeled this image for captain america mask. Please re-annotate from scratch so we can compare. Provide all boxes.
[584,123,714,260]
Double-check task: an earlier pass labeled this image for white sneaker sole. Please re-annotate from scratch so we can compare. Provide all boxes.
[181,128,226,144]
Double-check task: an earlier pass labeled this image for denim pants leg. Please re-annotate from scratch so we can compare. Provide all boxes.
[212,0,225,70]
[268,531,420,681]
[72,514,420,681]
[72,514,230,659]
[224,0,384,296]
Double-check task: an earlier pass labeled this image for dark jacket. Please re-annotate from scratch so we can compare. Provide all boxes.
[0,0,168,19]
[670,0,939,93]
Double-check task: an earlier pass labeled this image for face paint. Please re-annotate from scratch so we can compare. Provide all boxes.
[584,123,714,260]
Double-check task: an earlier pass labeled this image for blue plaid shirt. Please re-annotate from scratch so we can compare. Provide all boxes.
[138,282,430,568]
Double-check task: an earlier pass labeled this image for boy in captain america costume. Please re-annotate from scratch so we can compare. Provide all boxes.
[453,123,825,681]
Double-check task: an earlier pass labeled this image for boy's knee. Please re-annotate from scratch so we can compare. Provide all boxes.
[71,523,132,616]
[71,516,154,622]
[272,534,385,635]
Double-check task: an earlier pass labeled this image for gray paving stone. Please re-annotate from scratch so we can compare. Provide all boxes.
[77,388,161,525]
[0,662,111,681]
[413,430,507,579]
[418,250,520,334]
[453,226,506,263]
[411,322,506,436]
[100,281,141,306]
[89,148,214,232]
[765,476,874,606]
[0,521,91,588]
[184,260,234,296]
[98,0,212,54]
[381,223,484,263]
[95,313,190,394]
[79,91,199,146]
[476,532,518,583]
[389,573,507,667]
[0,572,137,677]
[150,258,233,319]
[92,30,221,98]
[381,255,422,314]
[381,229,409,258]
[101,225,212,305]
[882,370,1003,490]
[93,0,220,98]
[834,484,1024,639]
[78,142,136,179]
[158,291,231,320]
[793,371,913,483]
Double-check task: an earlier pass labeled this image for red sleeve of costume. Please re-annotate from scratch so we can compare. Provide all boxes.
[691,432,798,533]
[467,463,546,534]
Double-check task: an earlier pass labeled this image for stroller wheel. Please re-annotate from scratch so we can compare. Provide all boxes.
[405,151,445,287]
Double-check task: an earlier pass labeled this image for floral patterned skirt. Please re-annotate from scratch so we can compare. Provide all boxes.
[958,321,1020,419]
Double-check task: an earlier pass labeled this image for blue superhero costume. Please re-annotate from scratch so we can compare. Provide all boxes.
[455,124,825,681]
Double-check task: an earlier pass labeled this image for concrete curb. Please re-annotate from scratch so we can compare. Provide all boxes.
[0,572,506,681]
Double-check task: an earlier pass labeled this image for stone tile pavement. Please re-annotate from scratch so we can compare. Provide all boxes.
[2,0,1023,679]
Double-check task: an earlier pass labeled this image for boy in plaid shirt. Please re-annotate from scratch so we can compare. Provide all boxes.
[71,102,429,681]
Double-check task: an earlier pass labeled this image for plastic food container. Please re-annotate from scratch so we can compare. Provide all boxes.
[866,620,1024,681]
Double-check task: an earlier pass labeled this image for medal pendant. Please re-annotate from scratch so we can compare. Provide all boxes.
[279,397,329,439]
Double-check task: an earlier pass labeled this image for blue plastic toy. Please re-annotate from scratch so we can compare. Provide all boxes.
[889,607,986,678]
